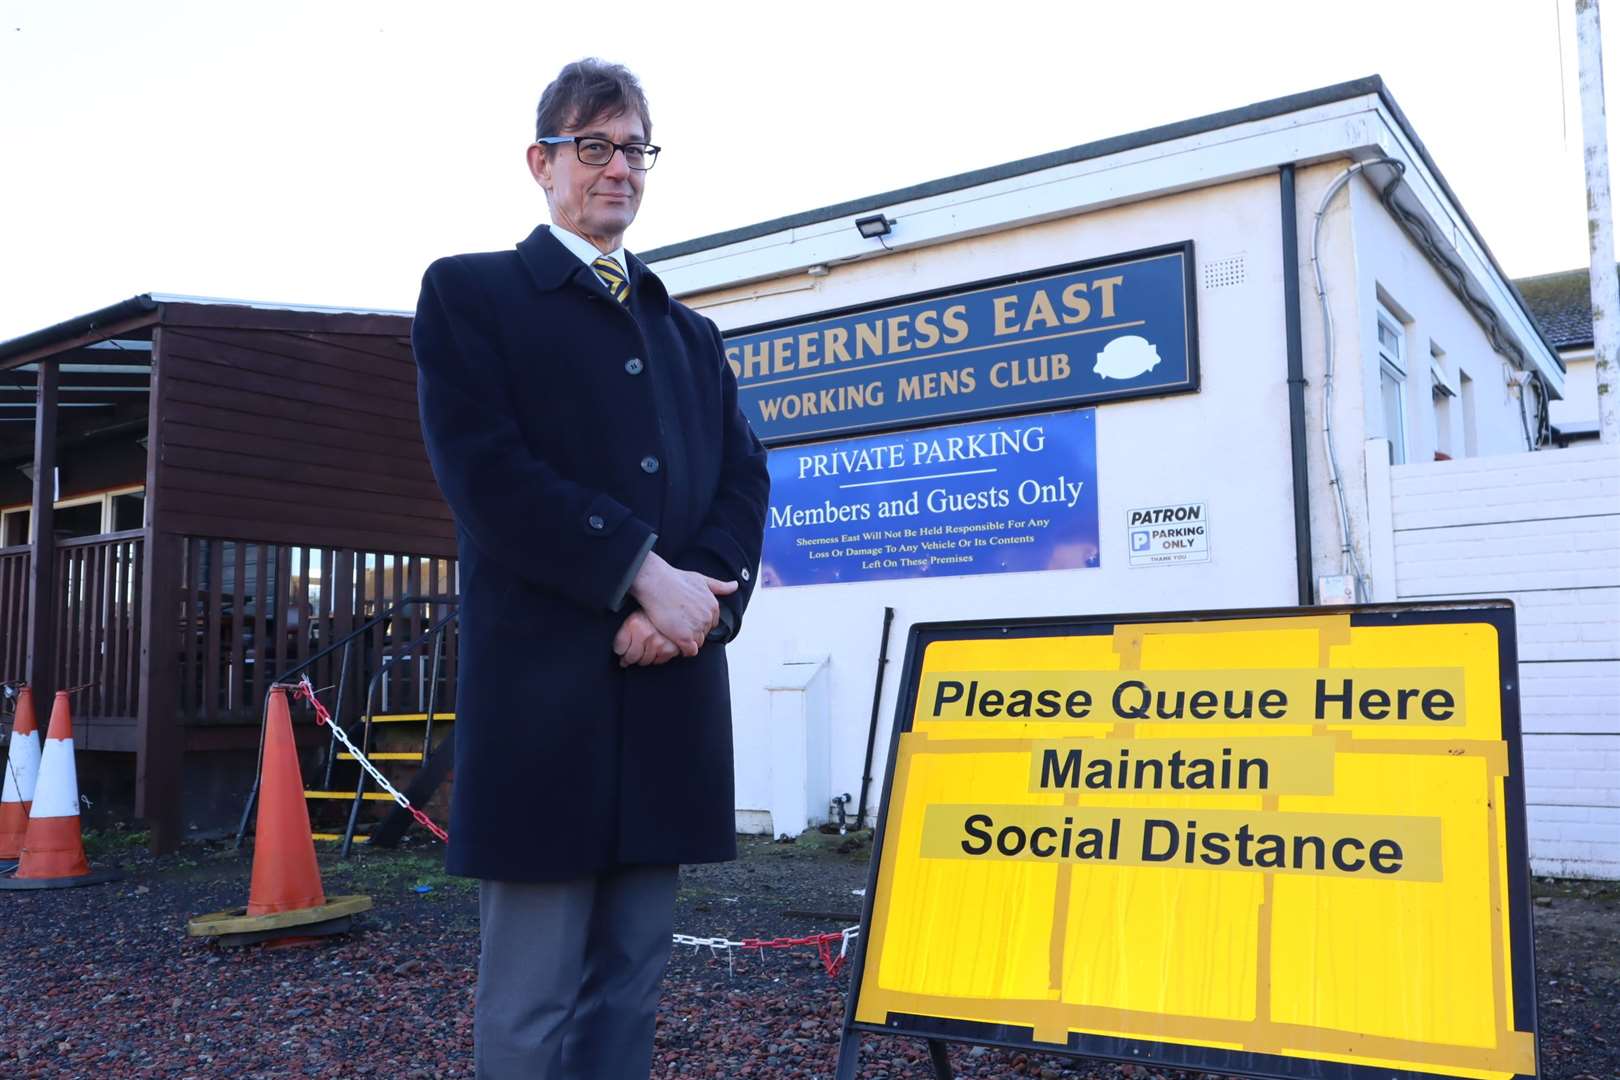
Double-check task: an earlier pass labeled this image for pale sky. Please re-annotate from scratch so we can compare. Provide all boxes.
[0,0,1606,342]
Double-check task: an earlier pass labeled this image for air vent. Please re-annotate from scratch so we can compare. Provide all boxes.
[1202,255,1246,289]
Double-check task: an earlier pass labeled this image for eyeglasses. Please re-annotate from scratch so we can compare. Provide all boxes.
[535,135,661,171]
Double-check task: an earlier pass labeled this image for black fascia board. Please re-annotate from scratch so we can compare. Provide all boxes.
[643,74,1564,372]
[0,294,160,369]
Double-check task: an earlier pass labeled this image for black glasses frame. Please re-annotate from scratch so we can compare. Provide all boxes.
[535,135,661,170]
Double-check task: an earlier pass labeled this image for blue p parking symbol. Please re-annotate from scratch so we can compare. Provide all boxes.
[1131,530,1151,552]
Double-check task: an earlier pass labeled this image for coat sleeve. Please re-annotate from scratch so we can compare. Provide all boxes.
[672,317,771,642]
[414,256,657,611]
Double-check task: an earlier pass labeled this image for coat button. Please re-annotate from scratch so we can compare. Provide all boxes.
[640,455,660,474]
[741,567,751,582]
[587,514,605,530]
[624,357,644,375]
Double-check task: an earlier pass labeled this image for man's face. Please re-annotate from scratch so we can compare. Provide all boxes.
[527,109,646,249]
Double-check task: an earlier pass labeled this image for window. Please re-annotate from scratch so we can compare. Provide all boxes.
[1,508,27,548]
[1459,370,1478,457]
[111,491,145,531]
[1376,304,1408,465]
[1430,342,1458,460]
[52,497,103,540]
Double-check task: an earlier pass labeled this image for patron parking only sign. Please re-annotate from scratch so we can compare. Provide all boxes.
[837,604,1537,1080]
[1128,501,1209,567]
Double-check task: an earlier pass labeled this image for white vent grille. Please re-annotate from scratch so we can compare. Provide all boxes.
[1202,255,1246,289]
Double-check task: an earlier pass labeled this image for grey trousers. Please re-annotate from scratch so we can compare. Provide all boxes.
[475,864,678,1080]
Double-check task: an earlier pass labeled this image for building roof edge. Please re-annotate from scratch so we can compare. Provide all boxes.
[641,76,1389,263]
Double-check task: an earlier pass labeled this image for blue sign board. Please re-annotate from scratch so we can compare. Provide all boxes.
[725,244,1196,445]
[760,410,1098,587]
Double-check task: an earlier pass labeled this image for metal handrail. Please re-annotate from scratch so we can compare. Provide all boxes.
[338,608,459,856]
[233,593,459,848]
[264,593,458,690]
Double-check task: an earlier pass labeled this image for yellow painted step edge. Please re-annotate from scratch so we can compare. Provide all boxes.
[369,713,455,723]
[311,833,370,843]
[337,752,423,761]
[305,791,395,801]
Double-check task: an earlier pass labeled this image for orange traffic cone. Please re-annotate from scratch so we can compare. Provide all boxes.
[0,690,119,889]
[0,686,42,862]
[248,686,326,915]
[187,687,369,945]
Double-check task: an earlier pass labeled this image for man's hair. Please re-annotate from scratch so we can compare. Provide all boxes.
[535,59,651,146]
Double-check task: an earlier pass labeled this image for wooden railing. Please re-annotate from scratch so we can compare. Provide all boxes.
[175,537,458,725]
[0,545,29,684]
[54,531,145,722]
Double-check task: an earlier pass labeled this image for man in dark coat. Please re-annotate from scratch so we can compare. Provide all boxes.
[411,59,769,1079]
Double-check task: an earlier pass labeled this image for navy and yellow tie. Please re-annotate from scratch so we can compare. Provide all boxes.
[591,255,630,303]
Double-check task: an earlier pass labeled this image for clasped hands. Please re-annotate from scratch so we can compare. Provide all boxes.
[613,551,737,668]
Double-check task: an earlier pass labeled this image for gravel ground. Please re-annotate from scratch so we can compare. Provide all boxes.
[1,828,1614,1079]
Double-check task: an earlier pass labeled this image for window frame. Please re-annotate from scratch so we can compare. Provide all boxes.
[1375,303,1409,465]
[0,484,146,545]
[1429,341,1458,459]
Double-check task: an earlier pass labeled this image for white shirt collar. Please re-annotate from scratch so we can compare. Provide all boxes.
[548,224,627,275]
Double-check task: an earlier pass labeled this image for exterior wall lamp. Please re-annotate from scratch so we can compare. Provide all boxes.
[854,214,894,239]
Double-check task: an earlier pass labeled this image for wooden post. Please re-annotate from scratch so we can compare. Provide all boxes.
[25,360,57,701]
[136,327,183,854]
[136,532,182,852]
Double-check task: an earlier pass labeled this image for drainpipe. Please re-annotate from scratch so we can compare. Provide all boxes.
[1279,165,1314,605]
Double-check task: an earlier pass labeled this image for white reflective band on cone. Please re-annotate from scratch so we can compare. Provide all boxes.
[29,738,80,819]
[2,730,41,803]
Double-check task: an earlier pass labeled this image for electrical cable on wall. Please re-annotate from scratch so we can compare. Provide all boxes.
[1310,159,1394,598]
[1369,169,1549,452]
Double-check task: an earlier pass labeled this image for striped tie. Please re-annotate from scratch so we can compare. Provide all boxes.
[591,255,630,303]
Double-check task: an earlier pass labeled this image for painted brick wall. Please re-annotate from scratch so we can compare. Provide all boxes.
[1385,444,1620,879]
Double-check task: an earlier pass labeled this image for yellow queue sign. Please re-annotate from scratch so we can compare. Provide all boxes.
[835,604,1537,1080]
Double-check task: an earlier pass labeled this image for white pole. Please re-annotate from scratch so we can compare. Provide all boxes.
[1577,0,1620,445]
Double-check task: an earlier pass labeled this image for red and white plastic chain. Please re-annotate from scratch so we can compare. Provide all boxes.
[671,926,859,979]
[287,677,449,843]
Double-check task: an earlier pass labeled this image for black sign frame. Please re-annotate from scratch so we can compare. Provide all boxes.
[834,601,1538,1080]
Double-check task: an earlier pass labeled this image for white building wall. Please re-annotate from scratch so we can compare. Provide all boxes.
[692,167,1372,830]
[1373,444,1620,879]
[676,157,1553,838]
[1303,170,1556,607]
[1346,175,1538,467]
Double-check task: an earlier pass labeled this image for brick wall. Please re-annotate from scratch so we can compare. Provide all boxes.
[1382,444,1619,879]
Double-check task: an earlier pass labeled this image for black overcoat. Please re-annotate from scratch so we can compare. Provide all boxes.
[412,225,769,882]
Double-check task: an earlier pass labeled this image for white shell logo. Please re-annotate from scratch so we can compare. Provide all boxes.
[1093,335,1162,380]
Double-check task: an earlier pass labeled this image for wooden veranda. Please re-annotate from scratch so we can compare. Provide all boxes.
[0,295,457,852]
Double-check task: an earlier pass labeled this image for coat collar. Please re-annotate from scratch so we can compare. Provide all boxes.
[516,224,672,314]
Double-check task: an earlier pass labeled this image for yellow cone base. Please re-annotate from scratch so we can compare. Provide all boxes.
[187,893,372,946]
